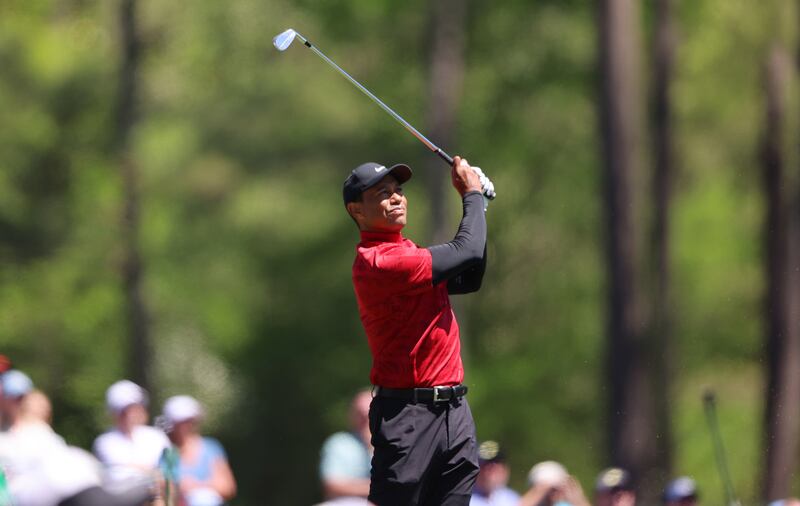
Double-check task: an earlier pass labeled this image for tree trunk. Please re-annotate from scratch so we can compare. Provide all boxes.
[425,0,471,352]
[650,0,676,480]
[761,44,800,503]
[425,0,466,245]
[598,0,662,496]
[117,0,151,392]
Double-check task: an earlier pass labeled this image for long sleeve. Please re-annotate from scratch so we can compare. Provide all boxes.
[428,191,487,294]
[445,245,487,294]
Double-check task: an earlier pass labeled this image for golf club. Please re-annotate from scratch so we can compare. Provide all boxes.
[273,28,496,201]
[702,390,741,506]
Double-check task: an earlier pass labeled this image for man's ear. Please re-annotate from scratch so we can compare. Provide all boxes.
[346,201,363,223]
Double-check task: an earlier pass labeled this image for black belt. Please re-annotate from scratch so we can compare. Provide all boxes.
[375,384,468,403]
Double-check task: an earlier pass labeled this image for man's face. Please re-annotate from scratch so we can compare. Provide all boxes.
[475,461,510,494]
[117,403,148,428]
[348,175,407,232]
[168,419,195,445]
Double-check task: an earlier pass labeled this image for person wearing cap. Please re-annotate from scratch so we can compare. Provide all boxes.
[0,356,9,429]
[343,156,489,505]
[769,499,800,506]
[518,461,590,506]
[0,382,153,506]
[662,477,698,506]
[318,389,373,503]
[159,395,236,506]
[92,380,170,486]
[594,468,635,506]
[0,388,66,496]
[0,370,41,486]
[469,441,519,506]
[0,369,34,431]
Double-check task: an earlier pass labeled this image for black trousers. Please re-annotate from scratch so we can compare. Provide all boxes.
[368,395,479,506]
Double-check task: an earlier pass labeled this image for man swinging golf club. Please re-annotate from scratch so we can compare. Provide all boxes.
[344,156,491,506]
[274,27,494,505]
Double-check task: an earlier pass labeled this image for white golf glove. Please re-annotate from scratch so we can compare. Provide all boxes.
[471,166,496,210]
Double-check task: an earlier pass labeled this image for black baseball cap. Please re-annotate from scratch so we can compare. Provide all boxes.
[343,162,412,205]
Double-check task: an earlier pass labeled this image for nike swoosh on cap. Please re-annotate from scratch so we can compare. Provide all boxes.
[375,166,386,172]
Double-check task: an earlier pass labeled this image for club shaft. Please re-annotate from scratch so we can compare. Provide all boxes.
[295,33,453,167]
[703,394,740,506]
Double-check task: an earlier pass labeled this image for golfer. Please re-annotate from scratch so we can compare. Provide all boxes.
[343,156,488,506]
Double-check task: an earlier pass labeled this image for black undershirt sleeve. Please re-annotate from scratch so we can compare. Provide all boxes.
[445,244,487,294]
[428,191,487,294]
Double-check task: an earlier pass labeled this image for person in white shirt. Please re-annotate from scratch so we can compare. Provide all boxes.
[92,380,169,489]
[0,369,33,431]
[2,388,67,471]
[1,376,152,506]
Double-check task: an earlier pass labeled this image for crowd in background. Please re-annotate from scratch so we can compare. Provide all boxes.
[315,390,800,506]
[0,355,236,506]
[6,361,800,506]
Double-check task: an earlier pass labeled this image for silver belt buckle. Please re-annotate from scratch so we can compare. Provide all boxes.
[432,386,448,403]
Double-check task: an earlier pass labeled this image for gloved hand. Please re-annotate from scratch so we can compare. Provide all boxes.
[471,166,496,210]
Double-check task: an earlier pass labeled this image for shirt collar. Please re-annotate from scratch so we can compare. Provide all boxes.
[359,230,403,243]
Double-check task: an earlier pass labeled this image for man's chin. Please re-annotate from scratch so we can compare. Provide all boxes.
[381,213,406,228]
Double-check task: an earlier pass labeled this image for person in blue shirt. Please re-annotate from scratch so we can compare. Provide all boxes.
[319,389,373,502]
[159,395,236,506]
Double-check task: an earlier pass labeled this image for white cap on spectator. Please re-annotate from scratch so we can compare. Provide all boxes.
[106,380,148,414]
[528,460,568,487]
[2,369,33,398]
[163,395,203,424]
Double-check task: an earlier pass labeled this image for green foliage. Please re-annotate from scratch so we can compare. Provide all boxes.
[0,0,794,503]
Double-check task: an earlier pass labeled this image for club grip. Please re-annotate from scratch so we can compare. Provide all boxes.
[436,149,454,166]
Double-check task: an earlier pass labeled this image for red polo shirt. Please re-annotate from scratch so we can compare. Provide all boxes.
[352,230,464,388]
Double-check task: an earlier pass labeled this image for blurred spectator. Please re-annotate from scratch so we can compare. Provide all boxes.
[769,499,800,506]
[0,356,9,432]
[0,378,151,505]
[159,395,236,506]
[318,389,373,503]
[518,461,590,506]
[0,369,34,431]
[20,389,54,425]
[594,467,635,506]
[4,388,66,458]
[469,440,519,506]
[93,380,169,488]
[663,477,698,506]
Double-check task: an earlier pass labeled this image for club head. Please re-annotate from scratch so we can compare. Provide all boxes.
[273,29,297,51]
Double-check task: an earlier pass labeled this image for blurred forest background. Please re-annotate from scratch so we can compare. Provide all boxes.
[2,0,800,504]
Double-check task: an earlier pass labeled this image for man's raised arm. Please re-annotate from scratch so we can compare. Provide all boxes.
[428,157,487,293]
